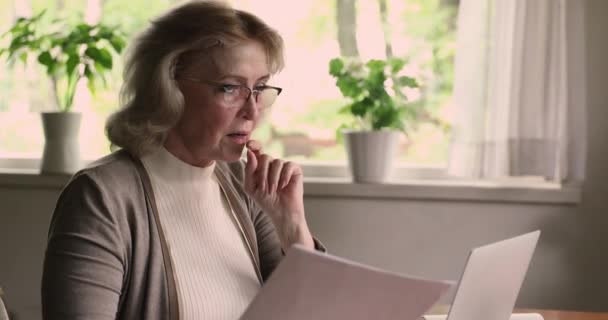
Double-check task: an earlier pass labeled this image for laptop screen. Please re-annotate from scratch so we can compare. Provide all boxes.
[445,231,541,320]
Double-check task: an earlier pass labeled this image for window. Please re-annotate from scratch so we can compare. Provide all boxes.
[0,0,458,170]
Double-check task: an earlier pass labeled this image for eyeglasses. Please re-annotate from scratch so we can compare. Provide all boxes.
[180,77,283,109]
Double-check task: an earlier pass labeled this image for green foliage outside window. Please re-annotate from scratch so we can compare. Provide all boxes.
[0,10,126,112]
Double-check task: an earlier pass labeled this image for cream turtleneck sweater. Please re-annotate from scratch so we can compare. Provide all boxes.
[141,148,260,319]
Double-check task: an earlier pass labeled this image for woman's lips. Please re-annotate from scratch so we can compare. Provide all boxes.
[226,133,249,144]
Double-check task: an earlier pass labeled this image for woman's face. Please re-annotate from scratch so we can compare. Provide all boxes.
[170,40,271,166]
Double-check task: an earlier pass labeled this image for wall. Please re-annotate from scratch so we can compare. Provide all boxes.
[1,0,607,318]
[570,0,608,310]
[0,187,59,320]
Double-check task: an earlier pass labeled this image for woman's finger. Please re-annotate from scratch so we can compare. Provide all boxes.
[279,161,301,189]
[244,148,258,192]
[246,140,262,154]
[256,153,272,193]
[245,140,263,193]
[267,159,283,194]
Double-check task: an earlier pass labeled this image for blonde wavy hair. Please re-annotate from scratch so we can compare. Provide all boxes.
[105,0,284,156]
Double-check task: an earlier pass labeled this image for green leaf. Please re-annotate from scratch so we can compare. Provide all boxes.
[84,47,101,61]
[37,51,53,66]
[19,52,27,64]
[372,105,400,130]
[350,100,369,118]
[109,35,126,53]
[66,54,80,76]
[329,58,344,76]
[93,61,109,87]
[47,62,58,75]
[336,77,361,99]
[388,57,406,73]
[366,59,386,72]
[87,81,96,95]
[63,43,78,55]
[97,25,113,38]
[76,23,92,35]
[97,48,113,68]
[399,76,419,88]
[85,46,112,69]
[84,64,94,80]
[366,69,386,91]
[9,34,28,52]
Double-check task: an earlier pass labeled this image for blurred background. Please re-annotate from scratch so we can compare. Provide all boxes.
[0,0,457,167]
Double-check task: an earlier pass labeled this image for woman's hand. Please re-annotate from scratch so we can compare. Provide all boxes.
[244,140,314,251]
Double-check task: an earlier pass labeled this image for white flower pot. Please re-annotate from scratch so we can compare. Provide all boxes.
[343,129,400,183]
[40,112,82,174]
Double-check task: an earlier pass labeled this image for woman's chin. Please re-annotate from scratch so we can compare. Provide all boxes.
[222,145,246,162]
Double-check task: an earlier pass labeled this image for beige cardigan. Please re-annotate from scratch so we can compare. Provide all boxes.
[41,150,324,320]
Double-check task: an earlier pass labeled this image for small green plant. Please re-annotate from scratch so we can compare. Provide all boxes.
[329,56,421,135]
[0,11,126,112]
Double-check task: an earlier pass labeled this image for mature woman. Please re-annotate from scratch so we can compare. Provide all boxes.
[41,1,324,319]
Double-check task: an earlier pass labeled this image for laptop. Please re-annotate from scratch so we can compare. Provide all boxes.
[425,230,541,320]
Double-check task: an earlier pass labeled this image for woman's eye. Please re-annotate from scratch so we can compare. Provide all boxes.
[220,84,239,94]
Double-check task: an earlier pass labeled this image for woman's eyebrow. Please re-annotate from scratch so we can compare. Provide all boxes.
[217,74,271,83]
[257,74,271,82]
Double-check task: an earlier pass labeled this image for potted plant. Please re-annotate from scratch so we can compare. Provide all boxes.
[0,11,126,174]
[329,56,422,183]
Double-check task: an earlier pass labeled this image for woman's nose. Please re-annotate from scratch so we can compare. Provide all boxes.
[239,94,260,120]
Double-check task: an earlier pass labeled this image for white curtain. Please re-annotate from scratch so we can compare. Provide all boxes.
[447,0,587,182]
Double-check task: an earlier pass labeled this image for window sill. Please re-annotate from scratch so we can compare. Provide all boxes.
[0,169,581,205]
[0,169,71,189]
[303,177,581,205]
